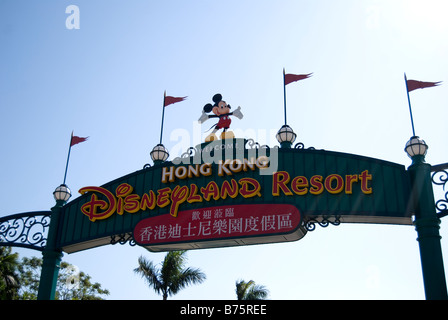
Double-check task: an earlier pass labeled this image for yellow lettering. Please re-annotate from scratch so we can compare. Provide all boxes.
[161,166,174,183]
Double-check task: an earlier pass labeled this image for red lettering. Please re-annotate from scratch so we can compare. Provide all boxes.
[187,184,202,203]
[116,183,134,215]
[310,175,324,195]
[239,178,261,198]
[325,174,344,194]
[359,170,373,194]
[201,181,220,201]
[220,179,239,199]
[169,185,189,217]
[291,176,308,195]
[157,187,171,208]
[272,171,292,196]
[124,194,141,213]
[140,190,156,211]
[345,174,358,194]
[79,186,117,222]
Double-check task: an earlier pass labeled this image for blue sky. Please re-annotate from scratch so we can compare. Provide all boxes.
[1,0,448,299]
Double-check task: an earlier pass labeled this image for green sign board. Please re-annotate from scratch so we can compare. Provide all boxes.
[57,139,412,253]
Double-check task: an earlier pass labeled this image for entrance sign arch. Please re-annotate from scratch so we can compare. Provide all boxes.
[1,137,446,300]
[57,138,411,253]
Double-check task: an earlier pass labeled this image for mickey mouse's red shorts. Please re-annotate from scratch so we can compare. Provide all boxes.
[216,115,231,129]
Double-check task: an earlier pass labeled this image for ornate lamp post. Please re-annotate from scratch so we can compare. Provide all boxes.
[405,136,448,300]
[37,184,71,300]
[276,124,297,149]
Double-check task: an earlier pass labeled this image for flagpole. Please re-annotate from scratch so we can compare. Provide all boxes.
[63,132,73,185]
[404,73,416,136]
[159,91,166,144]
[283,68,287,125]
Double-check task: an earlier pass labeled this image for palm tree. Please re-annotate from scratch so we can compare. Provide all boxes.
[0,247,21,299]
[134,250,206,300]
[235,279,269,300]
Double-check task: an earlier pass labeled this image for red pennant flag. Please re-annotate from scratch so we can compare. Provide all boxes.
[70,133,88,147]
[284,73,313,85]
[164,95,187,107]
[407,79,441,92]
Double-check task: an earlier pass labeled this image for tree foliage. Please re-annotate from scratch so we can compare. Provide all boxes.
[0,247,21,299]
[0,248,109,300]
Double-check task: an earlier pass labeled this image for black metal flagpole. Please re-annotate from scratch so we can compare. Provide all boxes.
[404,73,417,137]
[63,132,73,185]
[283,68,287,125]
[159,91,166,144]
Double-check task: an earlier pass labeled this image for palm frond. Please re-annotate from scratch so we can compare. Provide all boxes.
[235,279,268,300]
[170,267,206,295]
[246,284,269,300]
[134,256,164,295]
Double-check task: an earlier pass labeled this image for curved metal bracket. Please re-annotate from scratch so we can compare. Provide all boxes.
[303,216,341,232]
[0,211,52,251]
[431,163,448,219]
[294,142,316,150]
[110,232,136,247]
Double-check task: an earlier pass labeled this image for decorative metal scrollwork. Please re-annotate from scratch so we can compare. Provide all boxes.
[245,138,260,149]
[244,139,273,151]
[303,216,341,232]
[431,163,448,218]
[0,211,52,251]
[181,146,199,159]
[294,142,316,150]
[110,233,136,246]
[171,146,202,165]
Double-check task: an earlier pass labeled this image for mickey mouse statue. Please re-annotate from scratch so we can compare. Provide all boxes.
[198,93,243,142]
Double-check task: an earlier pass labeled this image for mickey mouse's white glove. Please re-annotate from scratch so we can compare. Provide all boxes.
[198,111,209,124]
[232,106,243,120]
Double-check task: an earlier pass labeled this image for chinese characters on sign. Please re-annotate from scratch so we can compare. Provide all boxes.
[134,204,301,246]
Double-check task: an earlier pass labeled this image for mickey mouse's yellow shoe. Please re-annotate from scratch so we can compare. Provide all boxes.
[220,131,235,140]
[205,133,218,142]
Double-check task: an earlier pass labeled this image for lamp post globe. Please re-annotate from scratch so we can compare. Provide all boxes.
[276,124,297,148]
[53,184,71,204]
[405,136,428,164]
[151,143,169,165]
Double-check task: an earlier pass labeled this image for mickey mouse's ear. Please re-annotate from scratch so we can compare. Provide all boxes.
[203,103,213,113]
[212,94,222,104]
